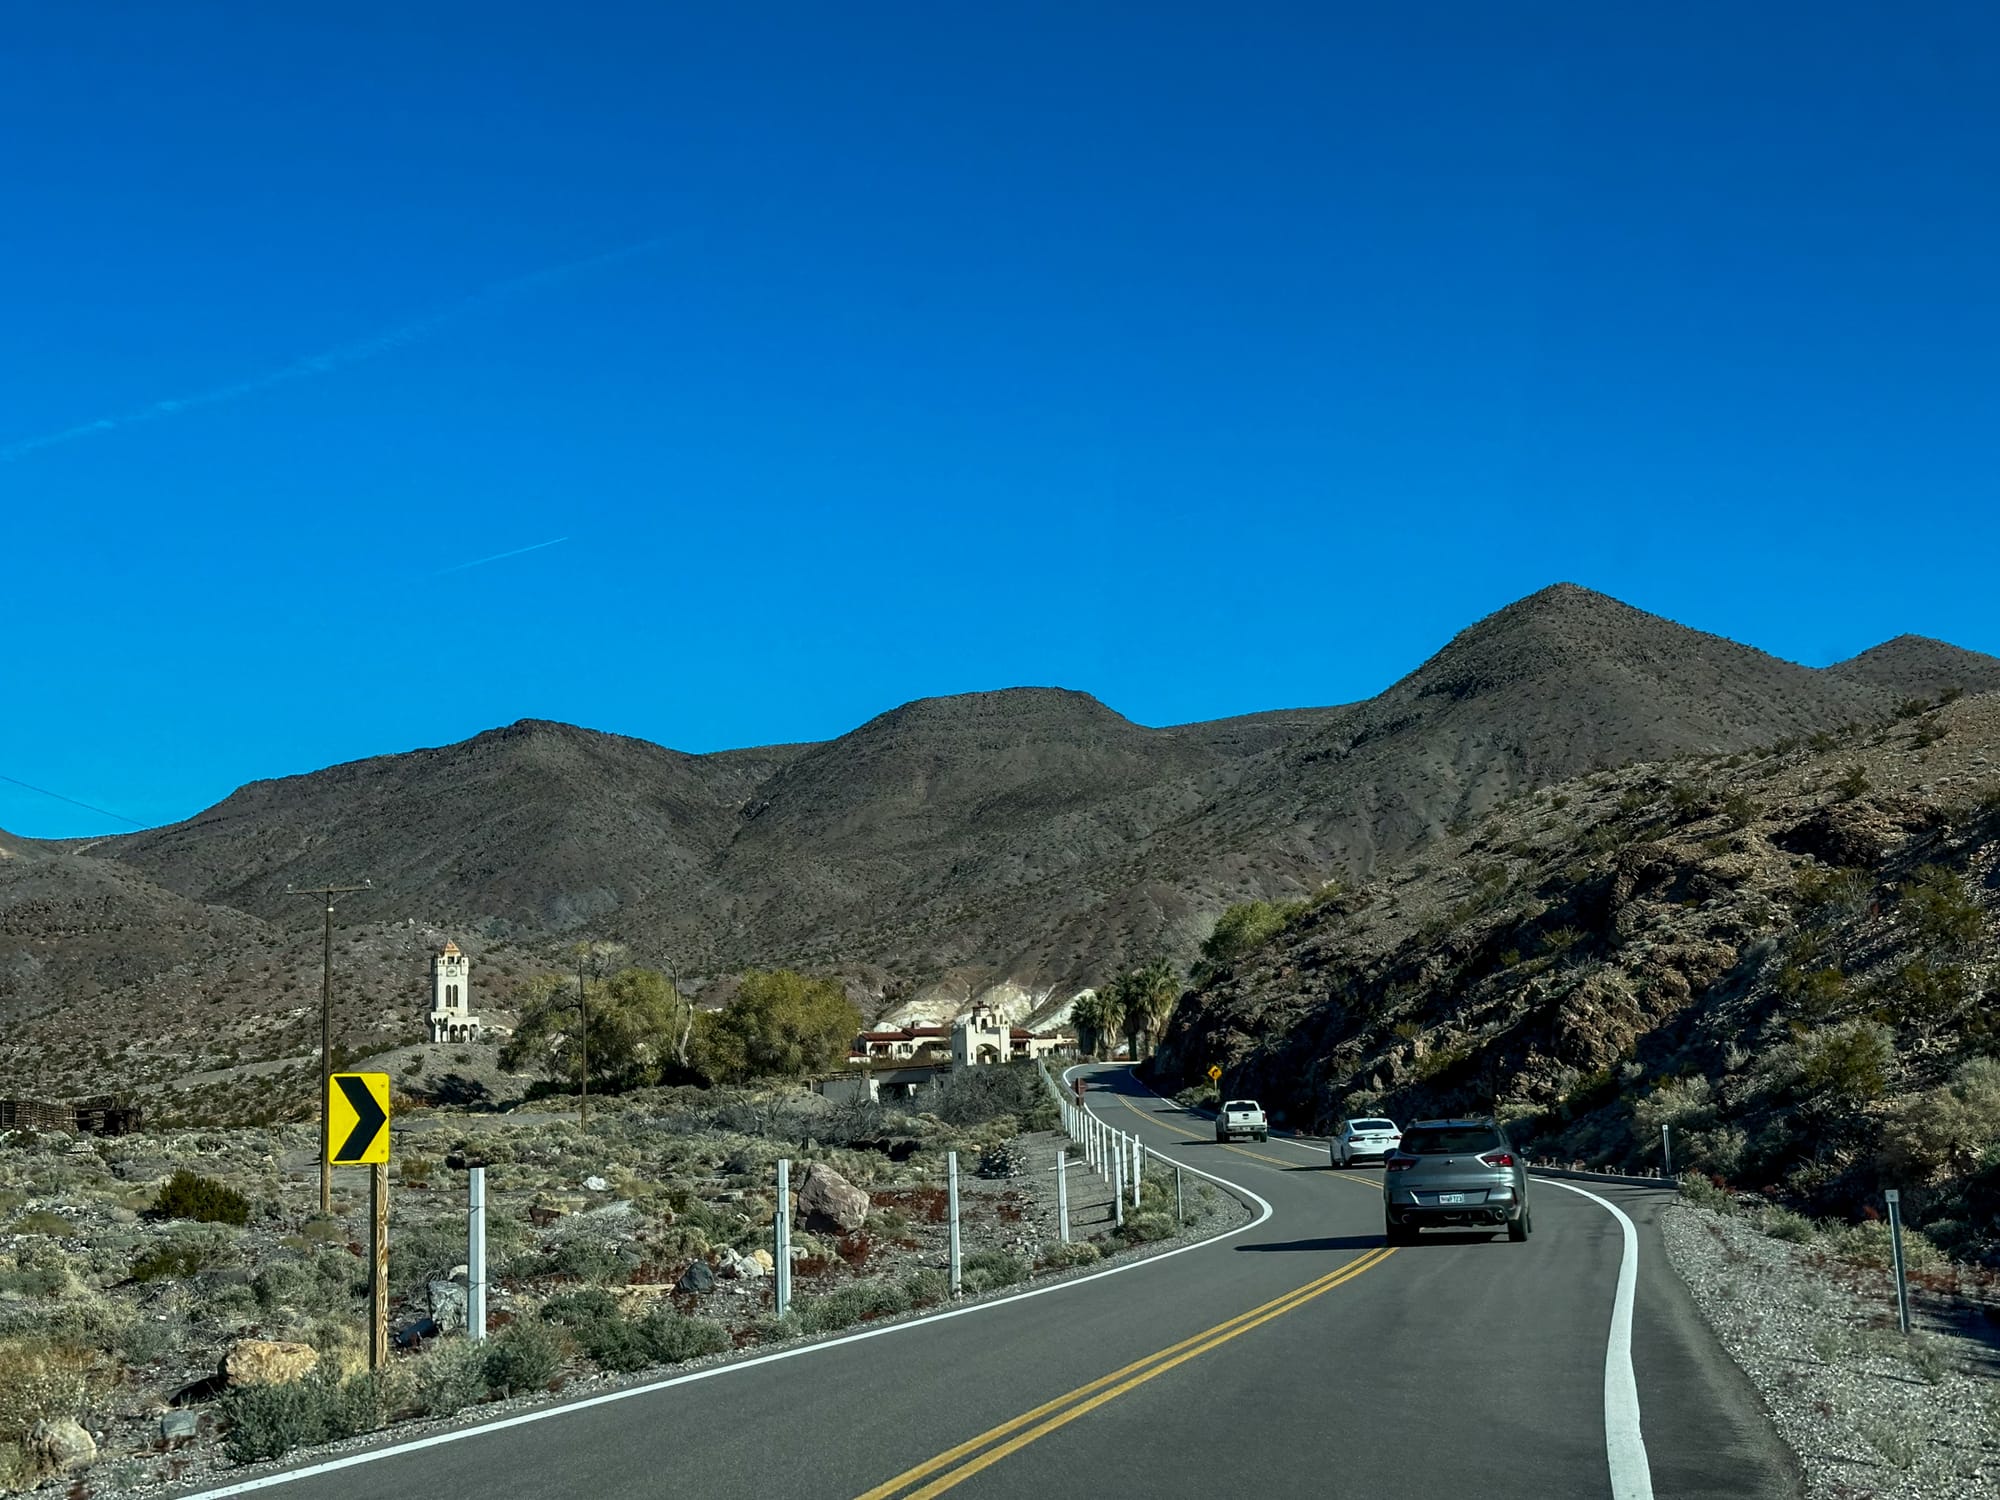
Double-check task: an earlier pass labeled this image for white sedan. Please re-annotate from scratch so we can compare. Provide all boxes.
[1330,1117,1402,1167]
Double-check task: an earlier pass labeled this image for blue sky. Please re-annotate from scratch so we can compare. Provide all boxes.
[5,2,1997,837]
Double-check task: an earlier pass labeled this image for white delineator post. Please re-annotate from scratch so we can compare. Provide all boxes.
[1056,1149,1070,1244]
[1112,1136,1125,1228]
[1131,1137,1143,1208]
[775,1159,792,1320]
[947,1151,962,1298]
[467,1166,487,1341]
[1175,1164,1185,1227]
[1662,1124,1673,1177]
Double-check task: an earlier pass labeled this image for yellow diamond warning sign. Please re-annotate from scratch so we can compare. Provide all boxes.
[327,1072,390,1165]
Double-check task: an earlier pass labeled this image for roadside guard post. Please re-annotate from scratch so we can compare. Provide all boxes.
[1056,1149,1070,1243]
[776,1159,792,1319]
[1885,1189,1911,1334]
[327,1071,391,1369]
[947,1151,962,1298]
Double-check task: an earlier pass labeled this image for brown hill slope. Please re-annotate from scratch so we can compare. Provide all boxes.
[1826,634,2000,700]
[42,583,1979,1059]
[98,719,764,933]
[1152,692,2000,1259]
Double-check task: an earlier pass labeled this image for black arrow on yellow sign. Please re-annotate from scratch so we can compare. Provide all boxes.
[330,1073,389,1164]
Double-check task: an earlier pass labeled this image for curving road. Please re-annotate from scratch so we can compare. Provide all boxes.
[185,1066,1798,1500]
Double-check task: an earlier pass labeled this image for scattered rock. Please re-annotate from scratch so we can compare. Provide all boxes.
[160,1410,200,1445]
[583,1175,609,1192]
[798,1163,869,1233]
[220,1339,318,1387]
[29,1418,96,1473]
[748,1248,775,1275]
[428,1278,468,1331]
[676,1259,716,1294]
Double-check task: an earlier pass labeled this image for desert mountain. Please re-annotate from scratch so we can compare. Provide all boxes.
[8,583,1993,1109]
[1826,634,2000,700]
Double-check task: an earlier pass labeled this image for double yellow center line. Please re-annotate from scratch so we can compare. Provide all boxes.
[855,1246,1395,1499]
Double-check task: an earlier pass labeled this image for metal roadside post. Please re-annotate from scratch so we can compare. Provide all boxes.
[1885,1189,1910,1334]
[467,1166,487,1341]
[776,1159,792,1320]
[1662,1124,1673,1177]
[1112,1138,1125,1229]
[1056,1149,1070,1243]
[947,1151,962,1298]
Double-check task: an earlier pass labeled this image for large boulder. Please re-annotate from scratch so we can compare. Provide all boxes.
[797,1163,869,1234]
[29,1419,95,1474]
[220,1339,318,1387]
[428,1278,468,1332]
[676,1258,716,1294]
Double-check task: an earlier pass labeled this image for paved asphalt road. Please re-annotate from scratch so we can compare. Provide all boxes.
[187,1067,1799,1500]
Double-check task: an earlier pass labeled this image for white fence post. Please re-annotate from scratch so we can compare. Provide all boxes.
[1112,1136,1125,1228]
[947,1150,962,1299]
[466,1166,486,1342]
[1056,1149,1070,1243]
[1132,1137,1143,1208]
[775,1158,791,1319]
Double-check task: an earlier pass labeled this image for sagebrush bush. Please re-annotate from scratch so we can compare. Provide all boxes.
[482,1319,563,1397]
[152,1169,251,1226]
[902,1267,949,1308]
[960,1249,1028,1291]
[1797,1022,1893,1102]
[1677,1173,1732,1210]
[410,1338,489,1417]
[637,1309,729,1364]
[0,1337,88,1453]
[1882,1056,2000,1180]
[219,1377,325,1464]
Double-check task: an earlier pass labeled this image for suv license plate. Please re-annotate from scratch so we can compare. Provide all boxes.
[1438,1192,1466,1205]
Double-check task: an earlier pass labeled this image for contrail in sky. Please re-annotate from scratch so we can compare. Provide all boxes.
[432,536,570,575]
[1,237,671,463]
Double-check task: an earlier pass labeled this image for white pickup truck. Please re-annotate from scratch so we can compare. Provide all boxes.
[1215,1099,1269,1143]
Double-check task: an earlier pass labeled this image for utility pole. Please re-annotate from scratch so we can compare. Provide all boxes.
[288,881,371,1216]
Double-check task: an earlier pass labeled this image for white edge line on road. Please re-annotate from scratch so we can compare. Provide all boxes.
[1542,1180,1655,1500]
[185,1070,1273,1499]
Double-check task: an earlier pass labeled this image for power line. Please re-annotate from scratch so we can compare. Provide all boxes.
[0,773,147,828]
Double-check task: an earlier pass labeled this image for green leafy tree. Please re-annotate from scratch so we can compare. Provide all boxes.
[694,969,861,1083]
[1196,901,1294,978]
[500,963,694,1093]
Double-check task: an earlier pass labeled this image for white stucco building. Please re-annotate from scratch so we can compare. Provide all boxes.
[427,940,481,1044]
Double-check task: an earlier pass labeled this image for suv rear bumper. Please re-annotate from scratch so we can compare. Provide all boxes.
[1385,1193,1524,1228]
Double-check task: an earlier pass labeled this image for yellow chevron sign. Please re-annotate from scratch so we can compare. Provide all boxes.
[327,1072,390,1164]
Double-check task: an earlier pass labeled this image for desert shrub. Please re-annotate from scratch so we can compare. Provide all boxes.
[539,1232,628,1286]
[481,1319,564,1397]
[902,1268,949,1308]
[1040,1240,1101,1269]
[1822,1220,1948,1273]
[538,1287,621,1328]
[410,1337,490,1417]
[1720,791,1760,830]
[795,1277,910,1334]
[0,1337,88,1464]
[1886,959,1971,1024]
[1776,961,1847,1022]
[1881,1056,2000,1181]
[637,1309,729,1364]
[1857,1414,1921,1471]
[1797,1022,1893,1103]
[130,1224,238,1282]
[219,1377,325,1464]
[1677,1173,1732,1210]
[1755,1207,1817,1244]
[1897,865,1983,955]
[1832,765,1871,801]
[1793,867,1872,925]
[152,1169,251,1226]
[1632,1078,1718,1145]
[1114,1209,1178,1244]
[959,1249,1028,1293]
[253,1252,360,1318]
[576,1312,650,1372]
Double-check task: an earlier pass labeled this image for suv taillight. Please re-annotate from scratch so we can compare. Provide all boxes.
[1385,1153,1416,1172]
[1479,1151,1516,1168]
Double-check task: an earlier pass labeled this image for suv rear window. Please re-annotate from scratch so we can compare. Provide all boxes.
[1400,1126,1502,1155]
[1351,1119,1396,1132]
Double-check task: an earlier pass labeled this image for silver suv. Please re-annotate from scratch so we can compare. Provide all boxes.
[1382,1119,1532,1243]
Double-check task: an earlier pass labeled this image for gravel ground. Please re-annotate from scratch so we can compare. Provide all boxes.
[1663,1203,2000,1499]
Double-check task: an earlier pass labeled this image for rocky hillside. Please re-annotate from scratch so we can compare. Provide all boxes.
[1154,691,2000,1262]
[9,584,1999,1112]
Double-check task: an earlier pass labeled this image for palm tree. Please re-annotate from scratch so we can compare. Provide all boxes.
[1128,958,1183,1058]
